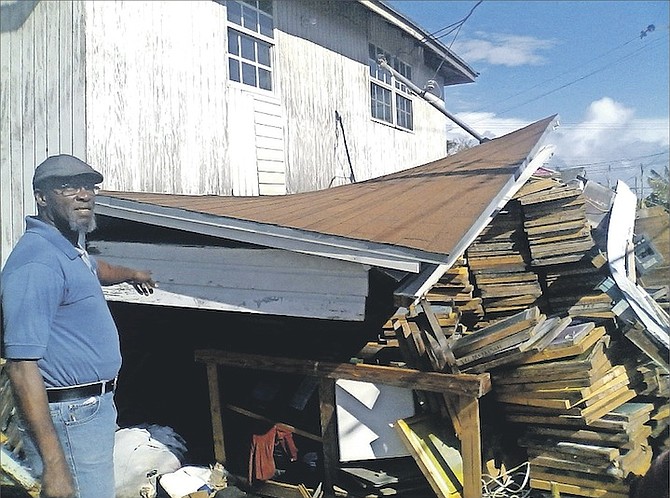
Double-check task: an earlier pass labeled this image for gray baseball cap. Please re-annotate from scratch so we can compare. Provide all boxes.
[32,154,104,188]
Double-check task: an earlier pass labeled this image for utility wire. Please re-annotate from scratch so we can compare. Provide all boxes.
[424,1,483,82]
[467,29,655,114]
[458,22,668,123]
[421,0,483,45]
[482,36,666,119]
[555,151,669,169]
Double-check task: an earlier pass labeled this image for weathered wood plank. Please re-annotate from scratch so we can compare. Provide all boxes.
[194,351,491,398]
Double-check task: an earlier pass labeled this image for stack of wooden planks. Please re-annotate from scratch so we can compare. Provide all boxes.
[515,178,616,319]
[466,201,542,321]
[609,329,670,455]
[516,178,594,267]
[488,320,653,498]
[450,307,572,374]
[519,402,655,498]
[426,258,484,327]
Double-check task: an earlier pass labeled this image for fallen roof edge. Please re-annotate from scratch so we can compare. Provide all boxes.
[95,196,450,272]
[394,139,558,304]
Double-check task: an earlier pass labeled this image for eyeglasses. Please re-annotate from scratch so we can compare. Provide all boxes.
[52,183,101,196]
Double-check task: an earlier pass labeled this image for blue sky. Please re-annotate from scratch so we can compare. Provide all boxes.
[387,1,670,189]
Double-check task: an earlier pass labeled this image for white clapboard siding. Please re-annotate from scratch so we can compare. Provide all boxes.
[254,95,286,195]
[94,242,369,321]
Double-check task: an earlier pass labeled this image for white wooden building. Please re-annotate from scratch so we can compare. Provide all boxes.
[0,0,477,266]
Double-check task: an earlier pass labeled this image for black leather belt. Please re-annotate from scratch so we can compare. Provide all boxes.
[46,379,116,403]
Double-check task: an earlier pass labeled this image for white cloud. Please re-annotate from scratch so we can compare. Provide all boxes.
[444,100,670,186]
[548,98,668,184]
[552,98,669,164]
[452,33,557,67]
[445,111,530,141]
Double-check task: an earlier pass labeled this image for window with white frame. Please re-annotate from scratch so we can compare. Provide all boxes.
[225,0,274,91]
[368,44,413,130]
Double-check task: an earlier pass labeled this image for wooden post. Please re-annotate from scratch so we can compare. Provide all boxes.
[318,378,339,495]
[455,395,481,498]
[205,362,226,465]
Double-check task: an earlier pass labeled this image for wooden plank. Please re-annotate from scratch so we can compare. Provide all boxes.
[529,469,629,494]
[495,366,626,401]
[45,0,60,155]
[0,444,40,497]
[21,8,35,220]
[33,0,47,164]
[530,478,620,498]
[206,363,226,464]
[394,418,460,498]
[226,405,322,442]
[318,378,338,494]
[0,5,15,266]
[455,396,481,498]
[71,0,86,158]
[451,307,541,357]
[194,351,491,398]
[419,299,459,374]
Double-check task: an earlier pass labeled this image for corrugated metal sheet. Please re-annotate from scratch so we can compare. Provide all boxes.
[97,116,557,261]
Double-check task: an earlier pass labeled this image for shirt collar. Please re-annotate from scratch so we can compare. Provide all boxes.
[25,216,81,261]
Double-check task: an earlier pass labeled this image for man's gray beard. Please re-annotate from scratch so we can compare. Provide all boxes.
[69,214,97,233]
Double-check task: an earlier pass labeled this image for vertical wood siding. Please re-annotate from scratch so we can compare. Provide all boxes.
[275,0,450,193]
[0,0,86,267]
[85,1,231,195]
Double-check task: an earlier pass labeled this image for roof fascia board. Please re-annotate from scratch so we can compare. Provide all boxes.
[94,198,448,272]
[395,144,556,304]
[358,0,477,82]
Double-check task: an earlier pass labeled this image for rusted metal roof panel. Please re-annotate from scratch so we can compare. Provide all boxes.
[97,116,557,261]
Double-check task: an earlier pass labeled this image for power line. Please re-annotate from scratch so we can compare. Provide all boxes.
[557,151,669,168]
[424,1,484,82]
[421,0,483,47]
[467,29,652,115]
[485,36,667,119]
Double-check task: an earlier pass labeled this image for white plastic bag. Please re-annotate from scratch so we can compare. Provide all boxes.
[114,427,182,498]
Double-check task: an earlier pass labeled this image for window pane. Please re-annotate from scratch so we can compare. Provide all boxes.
[227,1,242,25]
[242,5,257,31]
[242,62,257,86]
[241,35,256,61]
[259,13,273,37]
[370,83,392,123]
[396,95,413,130]
[257,41,270,66]
[229,58,241,82]
[259,68,272,90]
[227,30,239,55]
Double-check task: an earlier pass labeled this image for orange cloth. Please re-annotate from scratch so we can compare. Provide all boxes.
[248,424,298,484]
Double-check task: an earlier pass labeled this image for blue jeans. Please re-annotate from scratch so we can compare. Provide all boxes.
[20,391,117,498]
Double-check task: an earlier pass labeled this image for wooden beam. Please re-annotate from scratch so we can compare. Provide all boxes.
[194,350,491,398]
[318,378,339,495]
[226,405,322,442]
[205,363,226,465]
[454,396,481,498]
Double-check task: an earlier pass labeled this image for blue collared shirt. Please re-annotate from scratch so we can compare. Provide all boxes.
[1,217,121,387]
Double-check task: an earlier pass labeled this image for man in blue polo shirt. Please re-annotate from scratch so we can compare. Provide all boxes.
[1,154,156,498]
